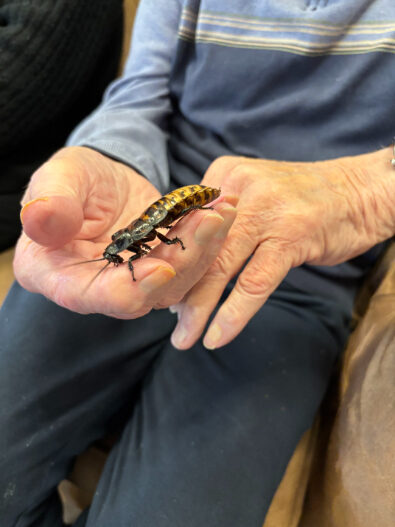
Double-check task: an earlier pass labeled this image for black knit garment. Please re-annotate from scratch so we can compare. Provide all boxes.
[0,0,123,250]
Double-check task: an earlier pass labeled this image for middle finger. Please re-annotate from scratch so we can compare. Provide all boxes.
[145,202,237,309]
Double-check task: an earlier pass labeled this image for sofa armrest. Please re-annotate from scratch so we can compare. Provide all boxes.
[300,242,395,527]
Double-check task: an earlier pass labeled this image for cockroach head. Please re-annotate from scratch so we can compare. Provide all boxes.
[104,232,132,258]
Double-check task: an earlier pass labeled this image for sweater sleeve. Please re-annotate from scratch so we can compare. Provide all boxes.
[68,0,182,192]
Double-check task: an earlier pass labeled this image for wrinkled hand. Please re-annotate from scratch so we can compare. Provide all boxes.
[14,147,237,317]
[171,154,393,350]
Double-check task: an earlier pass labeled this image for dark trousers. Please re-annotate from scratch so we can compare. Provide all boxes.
[0,274,354,527]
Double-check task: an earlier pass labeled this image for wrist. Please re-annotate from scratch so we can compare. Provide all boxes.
[336,146,395,246]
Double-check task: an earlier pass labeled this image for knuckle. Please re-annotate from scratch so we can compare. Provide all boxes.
[228,162,246,179]
[237,268,271,298]
[209,155,235,172]
[228,162,255,188]
[234,217,260,239]
[205,156,239,183]
[209,245,233,278]
[30,158,58,185]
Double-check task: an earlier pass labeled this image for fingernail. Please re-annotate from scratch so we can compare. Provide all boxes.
[171,304,193,348]
[214,206,237,240]
[194,213,224,245]
[171,323,189,348]
[139,266,176,293]
[203,322,222,350]
[20,197,49,224]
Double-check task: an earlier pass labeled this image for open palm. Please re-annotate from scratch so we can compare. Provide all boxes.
[14,147,236,317]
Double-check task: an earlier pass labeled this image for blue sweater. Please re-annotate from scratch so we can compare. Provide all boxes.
[68,0,394,292]
[69,0,394,190]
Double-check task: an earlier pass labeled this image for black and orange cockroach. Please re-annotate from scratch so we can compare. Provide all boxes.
[75,184,221,283]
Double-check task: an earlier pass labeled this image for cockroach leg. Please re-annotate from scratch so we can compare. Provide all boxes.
[156,231,185,250]
[127,253,143,281]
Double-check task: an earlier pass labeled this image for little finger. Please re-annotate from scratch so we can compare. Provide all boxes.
[203,243,292,349]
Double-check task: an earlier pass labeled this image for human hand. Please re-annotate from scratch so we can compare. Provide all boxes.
[170,152,395,350]
[14,147,237,317]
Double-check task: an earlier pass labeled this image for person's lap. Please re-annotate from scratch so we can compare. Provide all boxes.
[0,282,174,526]
[0,277,351,527]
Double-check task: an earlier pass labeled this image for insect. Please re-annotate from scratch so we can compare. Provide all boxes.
[78,184,221,283]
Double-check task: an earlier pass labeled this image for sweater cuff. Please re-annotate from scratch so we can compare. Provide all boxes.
[78,139,165,192]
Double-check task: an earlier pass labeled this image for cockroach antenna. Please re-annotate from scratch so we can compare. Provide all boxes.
[67,257,107,266]
[65,257,112,293]
[81,260,112,293]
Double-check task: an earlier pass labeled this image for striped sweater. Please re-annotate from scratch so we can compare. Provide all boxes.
[69,0,394,190]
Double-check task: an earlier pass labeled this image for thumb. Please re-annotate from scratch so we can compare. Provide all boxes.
[20,148,87,247]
